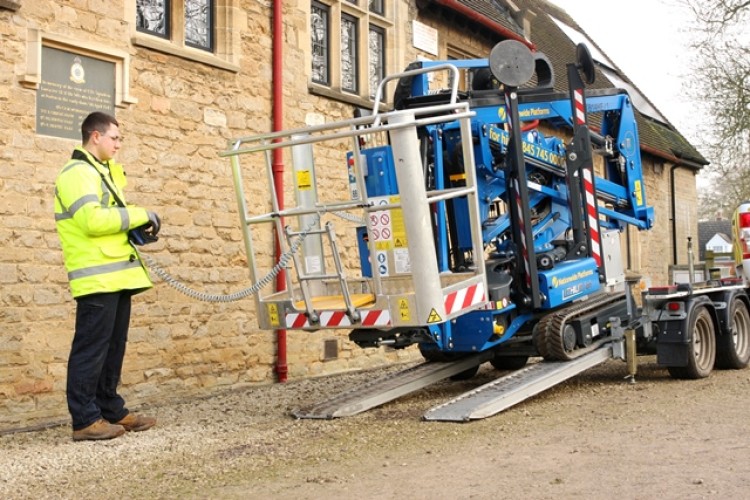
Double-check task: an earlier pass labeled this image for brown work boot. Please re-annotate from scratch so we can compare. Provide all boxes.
[113,413,156,432]
[72,419,126,441]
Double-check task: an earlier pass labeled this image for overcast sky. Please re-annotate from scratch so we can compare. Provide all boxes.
[548,0,700,147]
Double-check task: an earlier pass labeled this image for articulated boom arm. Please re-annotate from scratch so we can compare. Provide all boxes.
[403,58,654,234]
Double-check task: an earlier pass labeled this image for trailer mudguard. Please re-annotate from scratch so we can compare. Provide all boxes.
[713,289,748,337]
[656,295,715,367]
[713,288,750,369]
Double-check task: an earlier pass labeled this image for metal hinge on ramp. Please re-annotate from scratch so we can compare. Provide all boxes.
[292,351,493,419]
[423,345,614,422]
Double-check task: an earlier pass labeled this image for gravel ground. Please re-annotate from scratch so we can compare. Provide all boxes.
[3,355,750,499]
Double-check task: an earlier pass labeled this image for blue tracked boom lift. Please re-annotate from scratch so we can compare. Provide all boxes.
[221,41,750,421]
[349,42,652,369]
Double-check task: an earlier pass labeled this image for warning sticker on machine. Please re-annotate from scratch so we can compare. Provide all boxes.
[375,250,389,277]
[398,298,411,322]
[426,308,442,323]
[268,303,280,327]
[367,196,412,275]
[369,196,394,251]
[390,196,408,248]
[394,248,411,274]
[296,170,312,190]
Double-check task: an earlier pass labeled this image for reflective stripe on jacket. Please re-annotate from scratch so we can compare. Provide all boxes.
[54,146,153,298]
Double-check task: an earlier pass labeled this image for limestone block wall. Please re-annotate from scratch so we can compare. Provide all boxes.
[634,156,698,286]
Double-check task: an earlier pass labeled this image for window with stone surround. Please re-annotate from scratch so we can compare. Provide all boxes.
[136,0,170,39]
[184,0,213,50]
[312,2,330,85]
[368,0,383,15]
[310,0,391,103]
[368,25,385,99]
[341,14,358,93]
[130,0,240,72]
[136,0,213,51]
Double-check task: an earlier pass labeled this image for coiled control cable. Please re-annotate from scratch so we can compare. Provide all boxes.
[139,214,320,303]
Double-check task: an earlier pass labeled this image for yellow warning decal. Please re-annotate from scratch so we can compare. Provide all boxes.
[426,308,442,324]
[398,298,410,321]
[296,170,312,190]
[268,303,280,327]
[634,180,643,206]
[390,196,408,248]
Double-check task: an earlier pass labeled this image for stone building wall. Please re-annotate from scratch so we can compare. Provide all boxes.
[0,0,421,432]
[634,156,699,286]
[0,0,696,431]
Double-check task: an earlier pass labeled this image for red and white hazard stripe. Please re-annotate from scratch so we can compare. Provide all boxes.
[573,86,601,266]
[444,282,486,316]
[573,89,586,125]
[582,168,601,266]
[358,309,391,326]
[285,309,391,329]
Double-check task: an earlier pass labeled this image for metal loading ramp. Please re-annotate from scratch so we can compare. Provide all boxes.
[423,346,614,422]
[292,352,493,419]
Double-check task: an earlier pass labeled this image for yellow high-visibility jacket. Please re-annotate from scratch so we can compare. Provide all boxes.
[54,146,153,298]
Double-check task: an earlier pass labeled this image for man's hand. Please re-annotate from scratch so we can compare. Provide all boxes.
[146,211,161,235]
[129,211,161,246]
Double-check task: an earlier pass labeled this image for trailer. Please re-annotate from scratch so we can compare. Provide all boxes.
[219,41,750,421]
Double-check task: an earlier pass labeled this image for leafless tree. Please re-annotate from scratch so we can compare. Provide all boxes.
[686,0,750,219]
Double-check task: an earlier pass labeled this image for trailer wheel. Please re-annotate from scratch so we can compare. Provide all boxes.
[716,297,750,369]
[667,306,716,379]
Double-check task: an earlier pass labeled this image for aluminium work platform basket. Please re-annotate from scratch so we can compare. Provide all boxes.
[220,65,490,331]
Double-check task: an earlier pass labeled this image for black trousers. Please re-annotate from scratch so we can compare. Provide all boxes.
[67,291,132,430]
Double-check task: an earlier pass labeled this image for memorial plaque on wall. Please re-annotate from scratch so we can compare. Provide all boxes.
[36,46,116,140]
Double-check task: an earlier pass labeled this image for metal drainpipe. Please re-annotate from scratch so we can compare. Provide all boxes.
[670,164,679,265]
[272,0,288,383]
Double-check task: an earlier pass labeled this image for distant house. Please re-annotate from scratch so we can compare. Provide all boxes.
[698,219,733,261]
[706,233,732,253]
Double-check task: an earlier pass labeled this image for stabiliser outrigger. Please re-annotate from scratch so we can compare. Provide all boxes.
[220,41,750,421]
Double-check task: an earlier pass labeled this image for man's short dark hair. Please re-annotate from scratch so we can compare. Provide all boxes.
[81,112,119,144]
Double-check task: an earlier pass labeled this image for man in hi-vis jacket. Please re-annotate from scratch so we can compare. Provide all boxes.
[54,111,160,441]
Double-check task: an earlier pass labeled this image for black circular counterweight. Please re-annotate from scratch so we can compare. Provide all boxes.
[488,40,535,87]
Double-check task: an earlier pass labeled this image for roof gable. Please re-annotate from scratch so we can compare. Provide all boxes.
[706,233,732,246]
